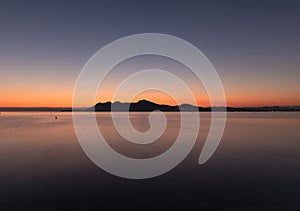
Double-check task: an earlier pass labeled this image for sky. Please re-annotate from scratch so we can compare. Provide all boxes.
[0,0,299,107]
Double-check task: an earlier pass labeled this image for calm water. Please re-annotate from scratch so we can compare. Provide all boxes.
[0,112,300,210]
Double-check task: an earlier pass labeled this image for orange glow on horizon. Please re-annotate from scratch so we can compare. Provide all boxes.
[0,89,73,107]
[1,92,300,108]
[1,85,300,108]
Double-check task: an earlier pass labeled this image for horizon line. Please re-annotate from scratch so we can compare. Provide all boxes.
[1,99,300,109]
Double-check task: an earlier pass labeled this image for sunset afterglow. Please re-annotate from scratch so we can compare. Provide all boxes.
[0,1,299,108]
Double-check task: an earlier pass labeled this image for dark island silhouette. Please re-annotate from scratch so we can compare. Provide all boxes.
[93,99,181,112]
[85,99,299,112]
[0,99,299,112]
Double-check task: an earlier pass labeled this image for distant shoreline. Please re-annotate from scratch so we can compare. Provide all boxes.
[1,99,299,112]
[0,107,71,112]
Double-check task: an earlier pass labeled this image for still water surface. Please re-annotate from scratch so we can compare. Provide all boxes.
[0,112,299,210]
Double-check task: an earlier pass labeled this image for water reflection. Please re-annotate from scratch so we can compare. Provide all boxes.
[0,112,300,210]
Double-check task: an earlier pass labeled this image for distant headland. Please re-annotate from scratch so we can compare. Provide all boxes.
[78,99,299,112]
[90,99,300,112]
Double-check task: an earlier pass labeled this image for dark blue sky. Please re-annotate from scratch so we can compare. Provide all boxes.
[1,0,300,106]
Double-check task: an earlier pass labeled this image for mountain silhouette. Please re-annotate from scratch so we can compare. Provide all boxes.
[93,99,181,112]
[92,99,226,112]
[88,100,300,112]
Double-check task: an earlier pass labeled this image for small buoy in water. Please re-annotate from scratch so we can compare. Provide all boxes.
[55,116,58,120]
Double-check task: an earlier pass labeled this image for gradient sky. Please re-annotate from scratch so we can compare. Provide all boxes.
[1,0,299,107]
